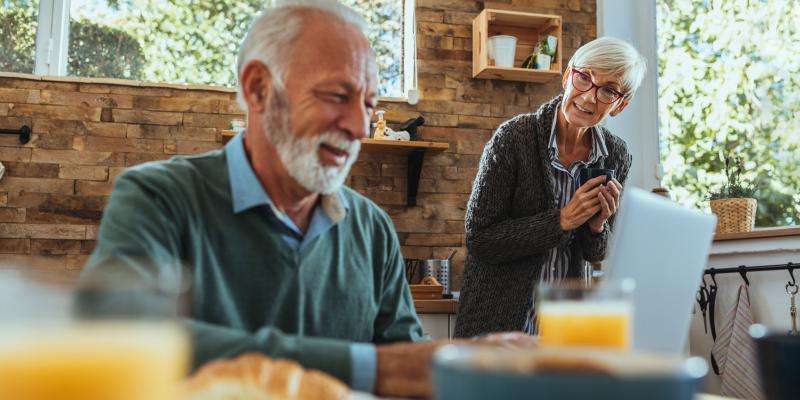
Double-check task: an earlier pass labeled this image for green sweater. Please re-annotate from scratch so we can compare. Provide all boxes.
[80,146,425,385]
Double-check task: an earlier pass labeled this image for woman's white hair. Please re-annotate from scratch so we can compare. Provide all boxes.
[236,0,368,111]
[567,36,647,97]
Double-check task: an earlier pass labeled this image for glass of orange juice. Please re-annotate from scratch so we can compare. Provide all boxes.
[0,269,190,400]
[537,278,635,350]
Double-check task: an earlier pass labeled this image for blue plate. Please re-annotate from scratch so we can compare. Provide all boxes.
[433,345,707,400]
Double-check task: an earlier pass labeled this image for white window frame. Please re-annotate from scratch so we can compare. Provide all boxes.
[596,0,660,190]
[28,0,416,102]
[34,0,70,76]
[401,0,418,102]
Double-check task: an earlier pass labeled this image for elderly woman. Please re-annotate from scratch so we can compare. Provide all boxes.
[454,37,646,338]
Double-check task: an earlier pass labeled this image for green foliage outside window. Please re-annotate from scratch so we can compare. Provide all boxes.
[68,18,144,80]
[0,2,37,73]
[657,0,800,226]
[1,0,405,97]
[342,0,403,98]
[1,1,144,79]
[73,0,403,97]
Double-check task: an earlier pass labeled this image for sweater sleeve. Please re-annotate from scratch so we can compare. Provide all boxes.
[78,168,356,385]
[465,120,571,264]
[576,143,633,261]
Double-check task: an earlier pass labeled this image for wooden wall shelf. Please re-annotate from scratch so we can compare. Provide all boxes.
[220,131,449,207]
[362,139,448,207]
[360,138,449,154]
[472,9,563,82]
[474,66,562,83]
[221,130,236,144]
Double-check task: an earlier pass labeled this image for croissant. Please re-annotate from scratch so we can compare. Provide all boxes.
[183,353,350,400]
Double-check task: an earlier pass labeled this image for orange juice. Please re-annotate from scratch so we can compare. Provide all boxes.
[539,301,631,349]
[0,322,189,400]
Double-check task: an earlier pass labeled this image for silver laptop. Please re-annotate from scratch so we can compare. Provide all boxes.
[605,187,716,354]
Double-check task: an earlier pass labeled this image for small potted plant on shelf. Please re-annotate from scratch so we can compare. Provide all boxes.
[522,36,557,70]
[707,153,758,234]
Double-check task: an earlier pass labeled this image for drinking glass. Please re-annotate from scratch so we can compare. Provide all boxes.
[537,278,635,350]
[0,268,190,400]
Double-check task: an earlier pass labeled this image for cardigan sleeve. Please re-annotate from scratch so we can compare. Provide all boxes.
[465,118,572,265]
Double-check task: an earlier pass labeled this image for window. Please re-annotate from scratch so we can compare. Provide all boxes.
[341,0,411,98]
[0,0,38,74]
[4,0,414,99]
[657,0,800,226]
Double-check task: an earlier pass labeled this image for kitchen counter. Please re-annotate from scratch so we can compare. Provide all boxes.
[414,299,458,339]
[413,299,458,314]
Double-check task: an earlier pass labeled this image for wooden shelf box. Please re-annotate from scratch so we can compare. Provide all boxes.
[472,9,563,83]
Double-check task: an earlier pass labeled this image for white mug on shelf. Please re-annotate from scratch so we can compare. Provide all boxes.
[487,35,517,68]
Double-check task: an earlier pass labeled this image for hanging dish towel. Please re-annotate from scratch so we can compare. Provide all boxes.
[710,284,764,400]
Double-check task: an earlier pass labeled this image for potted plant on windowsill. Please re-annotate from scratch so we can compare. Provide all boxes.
[708,153,758,234]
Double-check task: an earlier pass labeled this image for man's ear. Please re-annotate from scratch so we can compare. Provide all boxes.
[610,97,631,117]
[240,61,272,114]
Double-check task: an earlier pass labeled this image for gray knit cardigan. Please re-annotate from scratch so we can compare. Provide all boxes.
[453,95,632,338]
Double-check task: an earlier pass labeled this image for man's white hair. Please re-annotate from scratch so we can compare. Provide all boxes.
[567,36,647,97]
[236,0,368,111]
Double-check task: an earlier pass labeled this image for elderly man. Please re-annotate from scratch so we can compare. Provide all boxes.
[80,1,439,397]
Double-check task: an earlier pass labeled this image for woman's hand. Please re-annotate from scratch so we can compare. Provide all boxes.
[559,175,605,231]
[587,178,623,233]
[475,331,539,349]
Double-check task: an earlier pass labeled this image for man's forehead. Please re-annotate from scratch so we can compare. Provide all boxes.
[290,22,378,92]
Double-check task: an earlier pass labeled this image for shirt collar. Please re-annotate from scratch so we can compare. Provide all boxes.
[547,102,609,164]
[225,131,349,222]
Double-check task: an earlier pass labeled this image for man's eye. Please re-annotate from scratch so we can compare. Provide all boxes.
[324,93,348,102]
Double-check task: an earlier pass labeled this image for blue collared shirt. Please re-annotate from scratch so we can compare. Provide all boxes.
[226,131,376,392]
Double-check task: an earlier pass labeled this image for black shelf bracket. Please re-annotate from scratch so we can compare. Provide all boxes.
[0,125,32,144]
[406,149,427,207]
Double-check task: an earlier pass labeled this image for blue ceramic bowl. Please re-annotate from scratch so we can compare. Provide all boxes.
[433,346,707,400]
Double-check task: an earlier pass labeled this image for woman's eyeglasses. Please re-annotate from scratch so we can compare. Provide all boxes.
[570,68,625,104]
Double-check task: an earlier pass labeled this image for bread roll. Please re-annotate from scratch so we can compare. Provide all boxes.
[184,353,349,400]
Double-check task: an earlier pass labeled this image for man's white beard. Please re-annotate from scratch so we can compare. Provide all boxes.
[262,89,360,194]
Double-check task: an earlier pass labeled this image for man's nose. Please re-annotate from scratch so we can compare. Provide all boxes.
[338,100,369,140]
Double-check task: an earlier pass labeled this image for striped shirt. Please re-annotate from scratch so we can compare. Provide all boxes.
[524,107,609,333]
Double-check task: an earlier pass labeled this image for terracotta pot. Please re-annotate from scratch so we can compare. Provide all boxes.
[710,198,757,234]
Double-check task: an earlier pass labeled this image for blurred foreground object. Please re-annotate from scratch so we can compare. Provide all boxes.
[183,353,349,400]
[0,270,190,400]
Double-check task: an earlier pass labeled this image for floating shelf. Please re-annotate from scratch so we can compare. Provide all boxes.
[221,130,236,144]
[472,8,563,82]
[360,138,449,154]
[362,138,449,207]
[474,66,562,83]
[220,131,450,207]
